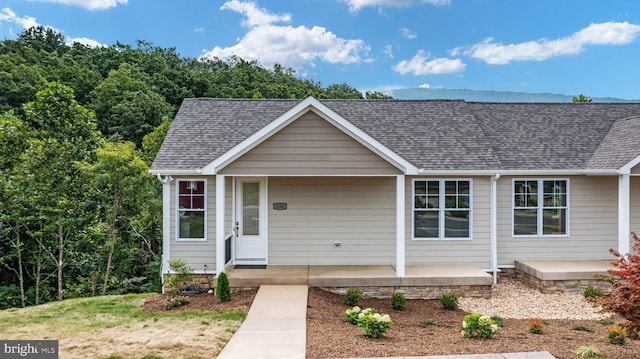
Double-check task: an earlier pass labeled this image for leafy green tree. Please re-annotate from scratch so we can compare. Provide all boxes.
[322,83,364,99]
[572,94,593,103]
[141,116,172,166]
[365,91,393,100]
[78,140,152,295]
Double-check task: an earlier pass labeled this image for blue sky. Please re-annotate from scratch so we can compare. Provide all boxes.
[1,0,640,99]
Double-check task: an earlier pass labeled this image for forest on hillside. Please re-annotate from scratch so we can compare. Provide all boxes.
[0,26,392,308]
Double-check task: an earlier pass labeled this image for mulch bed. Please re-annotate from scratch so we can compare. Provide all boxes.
[142,288,258,313]
[305,288,640,359]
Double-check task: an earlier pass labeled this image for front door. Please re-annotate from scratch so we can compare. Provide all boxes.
[235,178,267,262]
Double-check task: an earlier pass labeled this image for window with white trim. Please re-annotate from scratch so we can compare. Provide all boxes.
[513,179,568,236]
[177,179,206,240]
[413,179,471,240]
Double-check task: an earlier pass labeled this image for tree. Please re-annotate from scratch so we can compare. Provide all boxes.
[572,94,593,103]
[78,140,151,295]
[365,91,393,100]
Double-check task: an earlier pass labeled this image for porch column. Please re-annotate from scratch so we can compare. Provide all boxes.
[160,175,173,293]
[396,175,405,277]
[490,174,500,284]
[216,175,226,274]
[618,173,631,255]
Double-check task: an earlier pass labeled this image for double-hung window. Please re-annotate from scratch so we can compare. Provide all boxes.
[177,179,206,240]
[513,179,568,236]
[413,179,471,240]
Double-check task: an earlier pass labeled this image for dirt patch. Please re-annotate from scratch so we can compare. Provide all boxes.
[306,288,640,359]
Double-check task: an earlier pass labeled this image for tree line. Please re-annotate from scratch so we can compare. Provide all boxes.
[0,26,392,308]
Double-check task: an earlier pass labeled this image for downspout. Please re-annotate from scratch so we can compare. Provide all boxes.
[490,173,500,285]
[157,174,173,293]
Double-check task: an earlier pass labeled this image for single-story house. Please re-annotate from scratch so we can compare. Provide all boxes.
[150,96,640,291]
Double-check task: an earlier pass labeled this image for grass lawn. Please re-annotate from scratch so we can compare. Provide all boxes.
[0,293,247,358]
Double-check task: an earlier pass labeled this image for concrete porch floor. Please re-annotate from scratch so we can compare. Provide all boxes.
[224,264,493,288]
[514,259,612,281]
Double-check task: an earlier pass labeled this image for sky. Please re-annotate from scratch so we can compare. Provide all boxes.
[1,0,640,99]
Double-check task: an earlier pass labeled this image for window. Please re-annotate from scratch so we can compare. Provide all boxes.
[177,179,206,240]
[413,179,471,240]
[513,179,568,236]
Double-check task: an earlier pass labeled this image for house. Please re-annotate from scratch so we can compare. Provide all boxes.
[150,96,640,295]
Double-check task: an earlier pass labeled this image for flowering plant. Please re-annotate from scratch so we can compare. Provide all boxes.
[345,306,363,324]
[164,295,189,310]
[356,308,392,338]
[461,313,501,339]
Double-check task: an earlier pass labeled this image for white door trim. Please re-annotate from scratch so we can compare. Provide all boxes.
[234,177,268,264]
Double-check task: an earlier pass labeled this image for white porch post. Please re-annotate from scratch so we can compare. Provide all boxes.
[396,175,405,277]
[159,175,172,293]
[490,174,500,284]
[216,175,226,274]
[618,173,631,255]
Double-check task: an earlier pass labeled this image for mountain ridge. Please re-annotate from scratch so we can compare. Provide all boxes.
[391,88,640,103]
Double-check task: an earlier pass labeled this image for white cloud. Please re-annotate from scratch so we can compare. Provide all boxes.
[419,83,430,88]
[468,21,640,65]
[32,0,127,10]
[194,27,205,33]
[0,7,39,29]
[66,37,105,47]
[202,0,369,69]
[393,50,465,75]
[341,0,450,13]
[399,26,416,39]
[383,44,394,58]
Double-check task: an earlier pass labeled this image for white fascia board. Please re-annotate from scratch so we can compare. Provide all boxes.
[618,154,640,175]
[148,169,203,175]
[201,96,418,175]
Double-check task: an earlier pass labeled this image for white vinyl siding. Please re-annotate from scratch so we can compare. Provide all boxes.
[268,177,395,265]
[406,176,491,269]
[219,112,401,175]
[497,176,617,266]
[169,177,216,272]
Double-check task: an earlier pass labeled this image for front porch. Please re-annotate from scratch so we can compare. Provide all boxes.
[224,264,494,299]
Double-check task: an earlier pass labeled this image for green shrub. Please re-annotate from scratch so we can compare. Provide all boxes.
[573,325,594,332]
[574,346,602,357]
[422,319,436,326]
[439,291,458,310]
[390,292,406,310]
[491,315,504,328]
[344,287,362,306]
[461,313,501,339]
[164,295,189,310]
[583,285,603,298]
[344,306,362,325]
[599,318,615,325]
[355,308,392,338]
[216,272,231,302]
[606,325,627,345]
[167,258,194,295]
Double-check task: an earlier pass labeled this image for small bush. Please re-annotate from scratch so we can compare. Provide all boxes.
[606,325,628,345]
[574,346,602,357]
[167,258,194,295]
[583,285,603,299]
[440,291,458,310]
[527,318,545,334]
[216,272,231,302]
[461,313,501,339]
[164,295,189,310]
[344,287,363,306]
[391,292,406,310]
[422,319,436,326]
[573,325,594,332]
[598,232,640,332]
[356,308,392,338]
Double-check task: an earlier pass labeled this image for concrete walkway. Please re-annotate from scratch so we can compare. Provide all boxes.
[217,285,555,359]
[216,285,308,359]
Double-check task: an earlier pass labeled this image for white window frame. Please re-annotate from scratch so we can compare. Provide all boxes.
[176,178,207,241]
[412,178,473,241]
[512,178,570,238]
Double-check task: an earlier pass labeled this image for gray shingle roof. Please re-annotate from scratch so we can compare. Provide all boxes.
[151,98,640,172]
